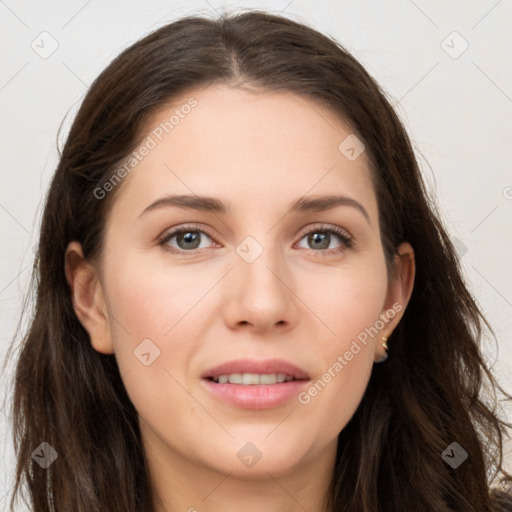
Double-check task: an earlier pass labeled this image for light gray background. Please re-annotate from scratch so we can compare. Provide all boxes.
[1,1,511,508]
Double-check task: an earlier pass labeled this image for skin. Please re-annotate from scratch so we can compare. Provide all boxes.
[65,84,415,512]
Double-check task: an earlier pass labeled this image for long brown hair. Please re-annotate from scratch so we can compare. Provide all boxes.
[3,9,512,511]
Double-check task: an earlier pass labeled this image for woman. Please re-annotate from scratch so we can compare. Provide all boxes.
[4,9,512,512]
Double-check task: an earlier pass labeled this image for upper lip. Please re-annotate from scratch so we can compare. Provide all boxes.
[202,358,310,380]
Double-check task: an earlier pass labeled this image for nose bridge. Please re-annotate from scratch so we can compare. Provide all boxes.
[235,231,286,295]
[225,229,297,329]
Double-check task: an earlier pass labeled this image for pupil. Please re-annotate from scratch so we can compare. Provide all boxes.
[310,232,329,250]
[179,232,200,249]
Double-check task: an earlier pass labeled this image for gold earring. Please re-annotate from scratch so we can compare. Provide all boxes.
[375,336,389,363]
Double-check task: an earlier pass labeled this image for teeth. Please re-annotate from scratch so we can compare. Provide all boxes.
[260,373,278,384]
[212,373,295,385]
[243,373,261,385]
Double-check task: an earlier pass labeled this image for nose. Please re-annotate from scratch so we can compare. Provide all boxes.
[222,241,299,334]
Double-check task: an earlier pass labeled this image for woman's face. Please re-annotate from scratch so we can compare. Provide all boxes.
[68,84,414,480]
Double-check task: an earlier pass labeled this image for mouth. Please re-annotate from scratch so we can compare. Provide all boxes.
[205,373,301,385]
[200,358,310,409]
[201,357,310,382]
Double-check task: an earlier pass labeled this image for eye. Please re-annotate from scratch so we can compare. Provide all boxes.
[157,223,354,256]
[158,224,216,254]
[296,223,354,256]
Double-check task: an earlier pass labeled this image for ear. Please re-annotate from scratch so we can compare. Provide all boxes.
[64,241,114,355]
[374,241,415,361]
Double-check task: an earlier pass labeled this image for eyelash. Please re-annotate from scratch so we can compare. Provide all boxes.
[157,223,355,257]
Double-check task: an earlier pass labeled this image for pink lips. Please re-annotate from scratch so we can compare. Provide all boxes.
[200,358,311,410]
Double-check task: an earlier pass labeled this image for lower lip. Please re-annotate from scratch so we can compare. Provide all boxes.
[200,378,310,409]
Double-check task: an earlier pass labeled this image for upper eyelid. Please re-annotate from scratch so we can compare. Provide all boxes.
[299,222,352,239]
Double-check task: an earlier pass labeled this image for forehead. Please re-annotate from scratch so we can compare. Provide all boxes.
[107,84,377,224]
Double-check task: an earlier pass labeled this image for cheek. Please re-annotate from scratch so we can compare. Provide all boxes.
[101,256,209,434]
[103,250,212,342]
[294,258,387,436]
[302,255,389,345]
[100,253,205,401]
[297,323,376,444]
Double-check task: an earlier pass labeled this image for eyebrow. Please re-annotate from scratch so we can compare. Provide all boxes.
[138,193,371,225]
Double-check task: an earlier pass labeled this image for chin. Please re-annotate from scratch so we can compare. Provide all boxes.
[203,437,310,478]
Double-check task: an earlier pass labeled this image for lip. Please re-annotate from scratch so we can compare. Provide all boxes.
[201,358,310,380]
[200,358,311,410]
[200,378,310,409]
